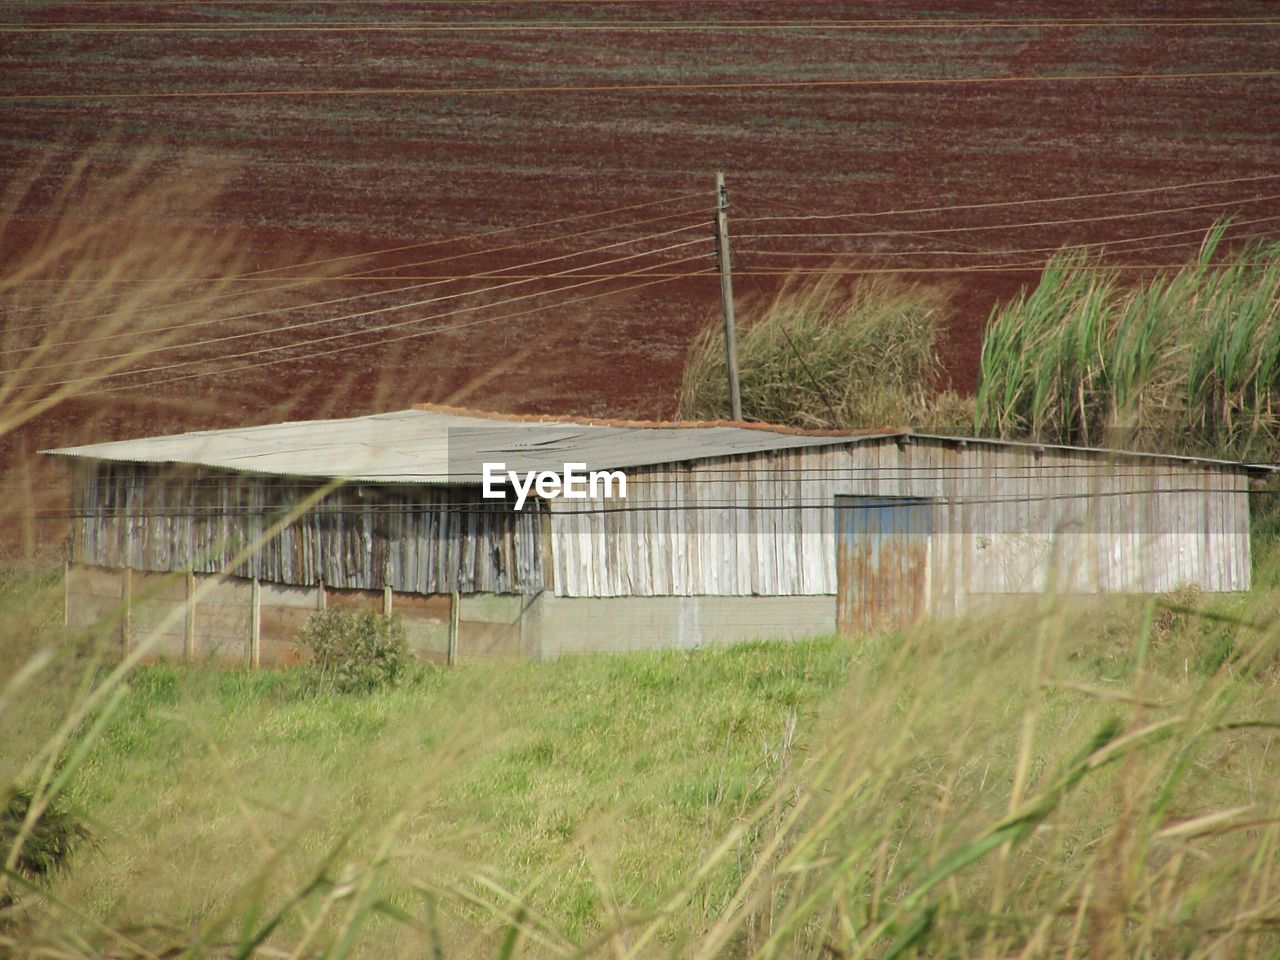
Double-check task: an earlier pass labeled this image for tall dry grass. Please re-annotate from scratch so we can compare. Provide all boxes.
[976,223,1280,459]
[4,581,1280,958]
[678,271,973,431]
[0,150,351,950]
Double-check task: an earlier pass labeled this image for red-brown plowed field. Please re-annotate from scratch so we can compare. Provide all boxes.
[2,1,1279,549]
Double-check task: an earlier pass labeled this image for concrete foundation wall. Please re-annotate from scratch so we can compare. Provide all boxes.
[66,564,515,667]
[524,592,837,659]
[68,565,838,665]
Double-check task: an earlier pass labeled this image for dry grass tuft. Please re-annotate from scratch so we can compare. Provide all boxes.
[678,270,973,431]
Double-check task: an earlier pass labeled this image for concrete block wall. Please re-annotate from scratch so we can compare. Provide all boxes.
[522,593,837,659]
[258,582,321,665]
[66,565,837,665]
[68,565,461,667]
[195,576,254,663]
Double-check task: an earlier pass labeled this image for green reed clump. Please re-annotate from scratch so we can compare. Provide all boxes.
[678,272,973,430]
[977,223,1280,458]
[1,787,90,886]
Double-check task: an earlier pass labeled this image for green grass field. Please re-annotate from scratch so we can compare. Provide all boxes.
[4,563,1280,958]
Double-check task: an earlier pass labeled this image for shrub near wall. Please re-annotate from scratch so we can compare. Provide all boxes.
[300,611,411,693]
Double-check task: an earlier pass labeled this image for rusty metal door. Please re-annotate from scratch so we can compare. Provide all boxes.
[836,496,932,635]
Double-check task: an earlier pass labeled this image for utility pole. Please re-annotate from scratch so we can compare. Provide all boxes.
[714,172,743,422]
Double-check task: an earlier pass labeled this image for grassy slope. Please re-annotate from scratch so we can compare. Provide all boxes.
[1,567,1275,956]
[18,625,858,952]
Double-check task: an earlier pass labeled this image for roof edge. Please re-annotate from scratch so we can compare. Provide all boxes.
[409,402,908,439]
[410,403,1277,472]
[909,432,1278,474]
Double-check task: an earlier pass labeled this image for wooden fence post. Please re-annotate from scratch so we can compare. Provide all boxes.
[250,576,261,670]
[383,584,393,617]
[185,570,196,661]
[448,590,460,666]
[121,567,133,657]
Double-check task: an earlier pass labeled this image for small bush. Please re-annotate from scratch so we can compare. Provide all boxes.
[299,610,411,694]
[1,787,90,883]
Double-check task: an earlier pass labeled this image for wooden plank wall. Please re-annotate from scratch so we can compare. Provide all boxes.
[71,465,544,594]
[548,440,1252,602]
[63,442,1253,613]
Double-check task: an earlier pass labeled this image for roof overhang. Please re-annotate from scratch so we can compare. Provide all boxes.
[43,405,1277,483]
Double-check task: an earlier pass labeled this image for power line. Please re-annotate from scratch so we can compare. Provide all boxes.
[5,68,1278,103]
[1,215,710,364]
[12,236,1280,286]
[12,262,1230,285]
[10,214,1273,370]
[14,264,708,403]
[38,484,1265,515]
[9,18,1280,32]
[211,190,703,277]
[51,466,1264,495]
[0,207,700,292]
[648,263,1280,276]
[12,249,1274,382]
[32,484,1267,522]
[7,236,708,383]
[6,271,716,285]
[741,173,1280,225]
[6,9,1279,22]
[741,220,1280,262]
[0,191,704,321]
[12,208,1278,291]
[742,192,1280,242]
[6,173,1273,318]
[2,0,1272,13]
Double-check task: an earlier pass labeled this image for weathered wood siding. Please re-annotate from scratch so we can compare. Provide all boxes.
[70,463,545,594]
[66,439,1253,609]
[548,439,1252,602]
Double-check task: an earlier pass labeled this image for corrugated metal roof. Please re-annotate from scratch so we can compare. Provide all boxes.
[41,408,886,483]
[43,407,1275,482]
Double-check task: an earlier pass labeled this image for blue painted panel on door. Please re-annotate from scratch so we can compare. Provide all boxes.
[835,497,932,635]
